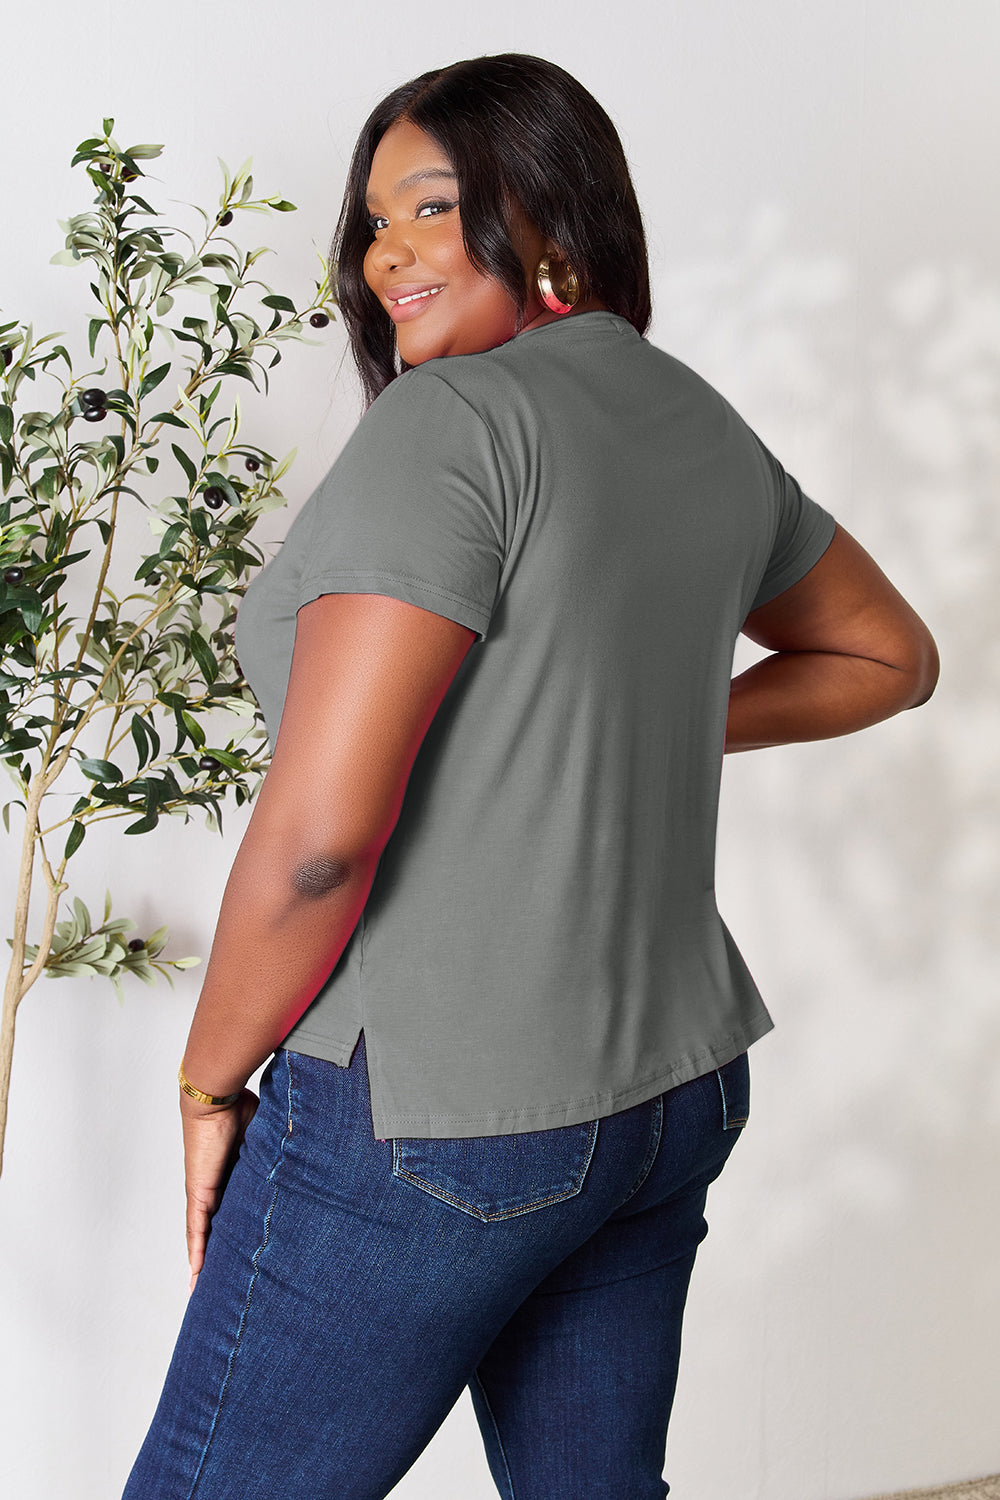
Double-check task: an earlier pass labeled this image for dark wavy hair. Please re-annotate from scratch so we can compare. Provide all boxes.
[333,53,652,405]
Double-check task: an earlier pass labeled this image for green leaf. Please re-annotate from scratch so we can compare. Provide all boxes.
[171,443,198,488]
[157,520,186,559]
[145,455,159,474]
[1,729,42,755]
[92,784,129,806]
[2,799,24,832]
[102,117,115,136]
[180,708,206,747]
[124,811,158,835]
[200,380,223,418]
[123,143,163,160]
[190,506,210,545]
[199,746,245,771]
[130,713,151,770]
[141,713,160,760]
[64,820,86,858]
[172,956,202,969]
[0,405,12,444]
[35,467,60,502]
[214,362,257,385]
[88,318,106,357]
[20,593,43,635]
[261,294,296,313]
[79,757,123,783]
[138,362,171,400]
[189,630,217,686]
[269,199,296,213]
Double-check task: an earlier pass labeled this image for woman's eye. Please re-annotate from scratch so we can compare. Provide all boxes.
[366,200,456,235]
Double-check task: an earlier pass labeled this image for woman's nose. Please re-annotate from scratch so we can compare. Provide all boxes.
[370,221,416,272]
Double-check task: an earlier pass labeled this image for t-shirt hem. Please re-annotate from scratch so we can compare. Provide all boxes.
[284,1028,358,1068]
[298,569,491,639]
[366,1014,774,1139]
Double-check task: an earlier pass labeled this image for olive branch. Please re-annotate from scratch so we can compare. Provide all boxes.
[0,120,337,1175]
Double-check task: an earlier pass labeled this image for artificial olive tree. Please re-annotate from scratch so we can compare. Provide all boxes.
[0,121,336,1174]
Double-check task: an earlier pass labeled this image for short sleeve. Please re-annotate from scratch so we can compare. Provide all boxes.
[747,429,838,612]
[297,369,505,641]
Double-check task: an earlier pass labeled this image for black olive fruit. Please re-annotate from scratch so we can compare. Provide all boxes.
[219,211,234,226]
[1,347,12,368]
[127,938,145,953]
[203,487,226,509]
[198,755,221,773]
[244,456,261,473]
[83,407,107,423]
[82,388,107,408]
[4,566,25,585]
[309,312,330,328]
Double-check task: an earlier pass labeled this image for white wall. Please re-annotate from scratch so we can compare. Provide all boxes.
[1,3,997,1496]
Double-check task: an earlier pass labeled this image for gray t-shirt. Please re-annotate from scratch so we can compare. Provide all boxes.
[234,311,836,1138]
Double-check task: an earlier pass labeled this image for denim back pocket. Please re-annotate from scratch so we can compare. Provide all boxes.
[392,1119,599,1222]
[716,1052,750,1131]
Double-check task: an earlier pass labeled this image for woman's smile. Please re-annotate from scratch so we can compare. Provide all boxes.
[386,283,445,322]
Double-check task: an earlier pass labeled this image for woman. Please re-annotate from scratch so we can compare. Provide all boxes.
[123,53,938,1500]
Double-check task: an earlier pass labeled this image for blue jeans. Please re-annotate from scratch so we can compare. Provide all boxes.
[123,1033,750,1499]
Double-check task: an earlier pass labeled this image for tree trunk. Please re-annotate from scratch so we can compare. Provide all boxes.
[0,777,44,1178]
[0,970,22,1178]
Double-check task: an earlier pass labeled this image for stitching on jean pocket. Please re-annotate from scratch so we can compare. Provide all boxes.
[392,1119,599,1222]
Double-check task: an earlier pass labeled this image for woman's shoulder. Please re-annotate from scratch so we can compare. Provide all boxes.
[359,360,492,437]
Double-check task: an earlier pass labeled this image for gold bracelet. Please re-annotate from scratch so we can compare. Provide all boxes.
[178,1063,243,1108]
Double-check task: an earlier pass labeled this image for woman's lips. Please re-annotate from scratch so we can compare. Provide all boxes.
[387,285,444,323]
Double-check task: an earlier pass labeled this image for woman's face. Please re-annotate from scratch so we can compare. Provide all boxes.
[362,119,553,366]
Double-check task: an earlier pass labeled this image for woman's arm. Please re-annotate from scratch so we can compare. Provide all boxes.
[179,592,476,1281]
[725,523,939,753]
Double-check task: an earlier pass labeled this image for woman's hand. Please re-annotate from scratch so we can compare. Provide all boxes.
[180,1087,258,1291]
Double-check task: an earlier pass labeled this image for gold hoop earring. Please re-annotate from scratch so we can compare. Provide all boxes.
[536,255,580,315]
